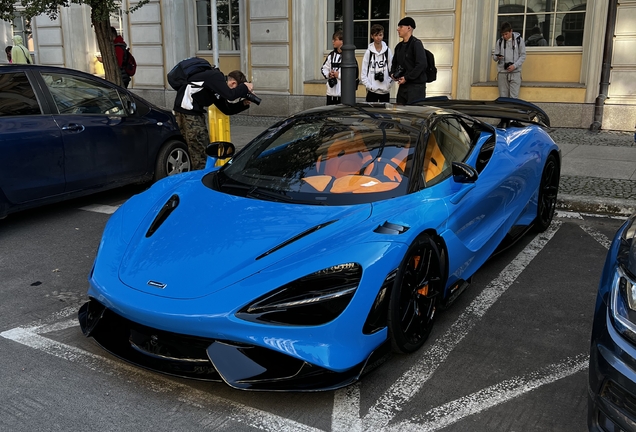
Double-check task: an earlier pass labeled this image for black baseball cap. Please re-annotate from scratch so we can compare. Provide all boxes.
[398,17,416,29]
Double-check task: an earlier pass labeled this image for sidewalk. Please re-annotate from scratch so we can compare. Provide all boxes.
[228,115,636,216]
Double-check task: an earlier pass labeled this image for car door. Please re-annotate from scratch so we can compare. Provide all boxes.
[435,116,514,254]
[0,70,65,204]
[38,71,148,192]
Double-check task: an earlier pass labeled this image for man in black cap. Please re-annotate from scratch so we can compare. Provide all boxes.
[390,16,428,104]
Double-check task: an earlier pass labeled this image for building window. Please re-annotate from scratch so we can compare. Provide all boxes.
[497,0,587,47]
[326,0,390,50]
[196,0,240,52]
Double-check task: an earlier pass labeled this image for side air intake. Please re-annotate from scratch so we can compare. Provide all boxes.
[374,222,409,235]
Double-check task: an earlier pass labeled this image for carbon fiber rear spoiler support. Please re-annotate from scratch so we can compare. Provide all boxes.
[412,96,551,128]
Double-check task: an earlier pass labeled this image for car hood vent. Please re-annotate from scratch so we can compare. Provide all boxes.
[256,220,337,260]
[374,221,409,235]
[146,194,180,237]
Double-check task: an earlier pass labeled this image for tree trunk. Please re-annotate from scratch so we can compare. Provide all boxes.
[92,13,123,87]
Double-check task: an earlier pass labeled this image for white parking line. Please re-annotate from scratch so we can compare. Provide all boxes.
[357,222,562,431]
[387,354,589,432]
[580,225,613,250]
[556,210,583,219]
[0,319,323,432]
[79,204,120,214]
[332,384,362,432]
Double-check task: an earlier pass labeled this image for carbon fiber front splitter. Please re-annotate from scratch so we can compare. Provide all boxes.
[78,299,390,391]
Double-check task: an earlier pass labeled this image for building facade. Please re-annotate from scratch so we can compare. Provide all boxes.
[1,0,635,131]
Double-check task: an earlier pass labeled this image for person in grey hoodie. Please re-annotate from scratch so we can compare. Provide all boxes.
[361,24,393,102]
[492,21,526,99]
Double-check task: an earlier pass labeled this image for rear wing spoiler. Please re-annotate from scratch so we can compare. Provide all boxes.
[413,97,551,128]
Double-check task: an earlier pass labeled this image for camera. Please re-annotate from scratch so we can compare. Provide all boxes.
[374,71,384,82]
[392,65,405,80]
[244,92,261,105]
[504,62,514,70]
[328,77,338,88]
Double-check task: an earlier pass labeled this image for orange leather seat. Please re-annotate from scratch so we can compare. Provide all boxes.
[423,134,446,182]
[316,131,372,178]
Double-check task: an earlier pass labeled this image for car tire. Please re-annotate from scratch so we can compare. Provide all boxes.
[154,140,191,181]
[533,153,560,233]
[387,233,444,354]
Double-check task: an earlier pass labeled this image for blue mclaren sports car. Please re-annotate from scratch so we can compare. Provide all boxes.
[79,98,561,391]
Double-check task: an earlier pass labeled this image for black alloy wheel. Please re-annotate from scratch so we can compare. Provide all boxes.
[388,233,444,353]
[154,140,191,181]
[534,153,560,233]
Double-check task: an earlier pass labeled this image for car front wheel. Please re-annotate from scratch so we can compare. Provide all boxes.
[388,233,443,354]
[154,140,191,181]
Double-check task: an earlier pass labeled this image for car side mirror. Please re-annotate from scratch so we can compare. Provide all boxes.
[206,142,236,159]
[452,162,478,183]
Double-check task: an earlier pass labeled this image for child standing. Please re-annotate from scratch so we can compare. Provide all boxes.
[361,24,393,102]
[322,30,344,105]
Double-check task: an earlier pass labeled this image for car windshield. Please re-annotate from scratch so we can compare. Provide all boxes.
[212,115,421,206]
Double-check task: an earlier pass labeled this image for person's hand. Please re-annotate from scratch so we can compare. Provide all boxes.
[243,100,251,106]
[244,82,254,92]
[397,77,406,85]
[334,70,340,79]
[507,64,516,72]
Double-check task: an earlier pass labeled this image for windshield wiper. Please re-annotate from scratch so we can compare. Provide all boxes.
[246,187,296,203]
[246,187,326,205]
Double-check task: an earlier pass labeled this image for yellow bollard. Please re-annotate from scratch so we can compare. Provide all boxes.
[208,105,231,166]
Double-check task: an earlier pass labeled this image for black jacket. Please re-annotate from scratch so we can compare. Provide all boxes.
[173,68,250,115]
[391,35,428,85]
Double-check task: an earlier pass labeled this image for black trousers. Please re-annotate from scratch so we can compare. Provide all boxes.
[396,83,426,105]
[365,91,390,103]
[326,96,341,105]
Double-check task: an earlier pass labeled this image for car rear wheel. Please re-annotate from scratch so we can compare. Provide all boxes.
[388,233,443,354]
[534,153,559,233]
[154,140,191,181]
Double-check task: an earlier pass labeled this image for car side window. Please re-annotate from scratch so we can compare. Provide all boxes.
[423,117,472,186]
[40,73,125,116]
[435,117,472,163]
[0,72,42,116]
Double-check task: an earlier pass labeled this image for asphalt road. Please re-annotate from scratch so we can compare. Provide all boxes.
[0,185,625,432]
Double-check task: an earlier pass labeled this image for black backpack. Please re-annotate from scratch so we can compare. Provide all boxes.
[115,43,136,76]
[167,57,214,91]
[405,38,437,83]
[424,48,437,83]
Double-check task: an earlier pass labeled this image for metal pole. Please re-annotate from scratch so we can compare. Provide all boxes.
[590,0,618,131]
[211,0,219,67]
[341,0,356,105]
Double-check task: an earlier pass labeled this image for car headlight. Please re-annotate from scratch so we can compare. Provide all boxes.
[610,215,636,343]
[236,263,362,326]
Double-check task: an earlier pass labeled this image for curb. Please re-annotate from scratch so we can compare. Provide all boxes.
[557,194,636,217]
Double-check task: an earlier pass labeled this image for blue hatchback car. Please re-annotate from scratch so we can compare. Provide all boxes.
[589,213,636,431]
[0,65,190,219]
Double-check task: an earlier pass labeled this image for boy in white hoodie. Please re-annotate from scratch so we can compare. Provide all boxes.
[361,24,393,102]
